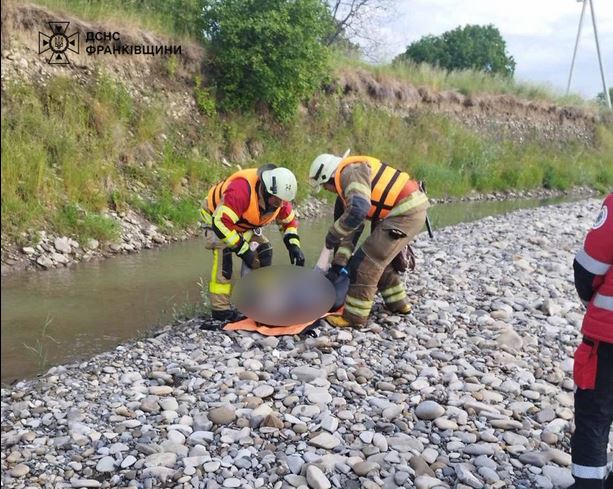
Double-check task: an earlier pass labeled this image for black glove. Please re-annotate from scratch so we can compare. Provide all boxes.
[284,234,305,267]
[325,263,348,283]
[288,245,305,266]
[236,245,259,269]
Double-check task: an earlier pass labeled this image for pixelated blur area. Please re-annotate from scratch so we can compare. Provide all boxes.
[232,265,335,326]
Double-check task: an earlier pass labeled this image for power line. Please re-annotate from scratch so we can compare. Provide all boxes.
[567,0,611,108]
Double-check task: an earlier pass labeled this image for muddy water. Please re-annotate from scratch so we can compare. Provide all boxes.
[1,196,575,383]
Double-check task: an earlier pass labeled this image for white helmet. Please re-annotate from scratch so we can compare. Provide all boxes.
[308,149,350,192]
[261,166,297,202]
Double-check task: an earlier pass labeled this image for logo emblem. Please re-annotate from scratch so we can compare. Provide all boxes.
[592,205,607,230]
[39,21,79,65]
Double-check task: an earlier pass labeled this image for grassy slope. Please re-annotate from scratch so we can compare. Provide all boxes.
[335,54,598,107]
[2,2,612,247]
[29,0,198,40]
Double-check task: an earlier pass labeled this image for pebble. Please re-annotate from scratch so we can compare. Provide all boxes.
[95,456,115,472]
[71,480,102,488]
[306,465,331,489]
[309,432,340,449]
[352,461,379,476]
[253,384,274,398]
[291,366,326,382]
[2,199,601,489]
[415,475,447,489]
[149,385,172,396]
[415,400,445,420]
[542,465,574,488]
[9,464,30,477]
[209,405,236,425]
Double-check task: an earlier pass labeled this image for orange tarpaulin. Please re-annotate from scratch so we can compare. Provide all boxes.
[223,310,342,336]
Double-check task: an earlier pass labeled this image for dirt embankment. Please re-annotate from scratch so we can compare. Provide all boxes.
[1,2,204,122]
[3,3,607,148]
[330,69,609,146]
[0,2,607,276]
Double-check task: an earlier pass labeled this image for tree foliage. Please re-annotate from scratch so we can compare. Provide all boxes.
[150,0,206,39]
[596,87,612,107]
[397,24,516,77]
[202,0,333,121]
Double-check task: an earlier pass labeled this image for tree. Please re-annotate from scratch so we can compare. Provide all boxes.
[396,24,516,77]
[596,87,612,107]
[202,0,332,121]
[325,0,392,47]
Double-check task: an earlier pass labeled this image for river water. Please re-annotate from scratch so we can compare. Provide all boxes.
[0,196,576,383]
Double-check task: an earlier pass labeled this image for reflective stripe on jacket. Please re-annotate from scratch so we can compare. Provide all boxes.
[333,156,424,220]
[576,194,613,343]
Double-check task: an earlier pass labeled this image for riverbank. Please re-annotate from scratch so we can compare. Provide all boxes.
[2,198,601,488]
[0,186,598,277]
[0,198,329,277]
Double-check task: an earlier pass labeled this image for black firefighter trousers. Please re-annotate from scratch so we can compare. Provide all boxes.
[571,340,613,488]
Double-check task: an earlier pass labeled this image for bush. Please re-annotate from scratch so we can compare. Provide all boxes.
[194,75,216,117]
[202,0,332,121]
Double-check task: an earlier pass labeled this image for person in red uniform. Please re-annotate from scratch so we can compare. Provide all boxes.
[571,193,613,489]
[201,164,305,322]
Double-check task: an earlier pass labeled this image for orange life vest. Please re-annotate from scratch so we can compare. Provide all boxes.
[334,156,418,220]
[206,169,281,232]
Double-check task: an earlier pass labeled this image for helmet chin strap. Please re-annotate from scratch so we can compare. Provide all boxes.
[260,185,279,211]
[270,175,277,195]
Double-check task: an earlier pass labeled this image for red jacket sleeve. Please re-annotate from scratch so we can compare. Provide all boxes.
[275,201,299,235]
[219,179,250,231]
[210,178,251,249]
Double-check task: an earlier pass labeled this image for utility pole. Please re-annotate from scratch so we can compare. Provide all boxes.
[567,0,611,109]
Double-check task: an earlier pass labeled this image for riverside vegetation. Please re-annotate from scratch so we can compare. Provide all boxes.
[2,0,612,256]
[3,71,612,246]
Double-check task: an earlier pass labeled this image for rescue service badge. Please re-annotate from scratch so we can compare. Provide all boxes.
[592,205,607,230]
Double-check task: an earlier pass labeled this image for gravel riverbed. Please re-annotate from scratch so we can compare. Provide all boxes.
[1,198,607,489]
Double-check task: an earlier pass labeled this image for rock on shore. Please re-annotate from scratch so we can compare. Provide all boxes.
[2,198,606,489]
[1,198,329,275]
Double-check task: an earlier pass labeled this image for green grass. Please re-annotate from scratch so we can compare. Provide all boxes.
[255,99,613,198]
[23,316,58,371]
[136,194,200,231]
[31,0,202,41]
[3,71,612,248]
[52,204,120,242]
[334,53,596,108]
[0,73,222,242]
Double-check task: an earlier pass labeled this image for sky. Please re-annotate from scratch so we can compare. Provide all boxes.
[356,0,613,99]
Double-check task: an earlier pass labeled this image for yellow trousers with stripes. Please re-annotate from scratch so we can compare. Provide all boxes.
[343,208,427,326]
[203,228,269,312]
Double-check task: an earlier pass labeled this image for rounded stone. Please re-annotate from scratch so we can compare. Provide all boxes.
[209,405,236,425]
[9,464,30,477]
[415,400,445,420]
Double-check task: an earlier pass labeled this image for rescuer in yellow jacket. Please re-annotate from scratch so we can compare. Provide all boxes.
[202,164,304,322]
[309,152,429,328]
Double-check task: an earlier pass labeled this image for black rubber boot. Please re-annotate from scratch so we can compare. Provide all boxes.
[211,309,244,322]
